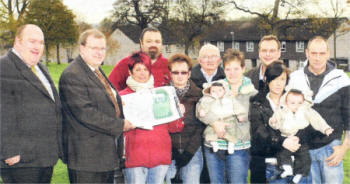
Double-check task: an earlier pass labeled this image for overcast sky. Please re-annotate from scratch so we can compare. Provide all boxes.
[63,0,350,25]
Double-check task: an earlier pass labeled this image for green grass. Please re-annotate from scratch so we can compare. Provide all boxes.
[1,62,350,183]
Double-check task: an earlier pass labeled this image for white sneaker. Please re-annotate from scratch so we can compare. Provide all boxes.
[292,174,302,184]
[211,141,219,152]
[280,165,293,178]
[228,142,235,154]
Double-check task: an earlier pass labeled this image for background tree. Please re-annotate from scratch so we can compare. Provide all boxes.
[0,0,29,48]
[99,18,120,58]
[229,0,306,36]
[111,0,168,30]
[162,0,225,54]
[24,0,79,64]
[311,0,347,63]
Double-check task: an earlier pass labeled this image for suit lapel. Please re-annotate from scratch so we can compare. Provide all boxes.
[76,56,115,107]
[38,63,59,102]
[9,51,53,101]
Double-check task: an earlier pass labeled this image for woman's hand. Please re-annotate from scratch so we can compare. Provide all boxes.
[179,103,186,116]
[123,119,136,131]
[212,120,231,138]
[282,136,301,152]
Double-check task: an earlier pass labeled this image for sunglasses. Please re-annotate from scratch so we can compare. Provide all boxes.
[171,71,189,75]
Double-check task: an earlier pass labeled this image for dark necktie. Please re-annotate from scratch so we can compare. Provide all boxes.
[95,69,121,117]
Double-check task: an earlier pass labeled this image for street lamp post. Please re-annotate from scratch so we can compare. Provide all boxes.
[230,31,235,49]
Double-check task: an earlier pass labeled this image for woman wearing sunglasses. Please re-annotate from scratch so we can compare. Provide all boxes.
[166,53,205,184]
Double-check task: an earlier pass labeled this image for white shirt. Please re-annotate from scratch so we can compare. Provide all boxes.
[200,68,218,83]
[12,48,55,101]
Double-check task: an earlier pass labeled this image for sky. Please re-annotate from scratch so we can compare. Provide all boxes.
[62,0,350,25]
[63,0,115,25]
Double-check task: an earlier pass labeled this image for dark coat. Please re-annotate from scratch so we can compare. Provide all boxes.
[170,80,205,168]
[59,55,124,172]
[190,64,225,89]
[245,65,268,95]
[249,92,286,183]
[0,50,63,168]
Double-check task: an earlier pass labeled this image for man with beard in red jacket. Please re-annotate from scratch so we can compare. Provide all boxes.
[109,27,170,91]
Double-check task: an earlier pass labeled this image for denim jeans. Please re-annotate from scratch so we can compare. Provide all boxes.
[165,147,203,184]
[124,165,169,184]
[204,146,249,184]
[308,139,344,184]
[266,163,310,184]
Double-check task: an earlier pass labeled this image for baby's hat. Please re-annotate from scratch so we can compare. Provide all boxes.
[280,84,314,106]
[202,79,230,96]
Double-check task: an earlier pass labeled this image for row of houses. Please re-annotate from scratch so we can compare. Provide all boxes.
[2,18,349,71]
[110,18,350,71]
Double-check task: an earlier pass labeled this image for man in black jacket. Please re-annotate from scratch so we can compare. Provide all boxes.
[59,29,134,183]
[191,44,225,89]
[0,24,63,183]
[245,35,281,93]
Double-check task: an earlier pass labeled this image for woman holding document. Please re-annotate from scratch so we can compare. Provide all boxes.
[119,52,184,184]
[166,53,205,184]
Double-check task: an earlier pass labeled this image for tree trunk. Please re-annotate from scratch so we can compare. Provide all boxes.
[56,44,61,64]
[333,30,337,66]
[45,43,50,65]
[184,43,190,55]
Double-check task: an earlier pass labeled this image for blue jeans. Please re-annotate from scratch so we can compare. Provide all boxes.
[308,139,344,184]
[165,147,203,184]
[124,165,169,184]
[204,146,249,184]
[266,163,310,184]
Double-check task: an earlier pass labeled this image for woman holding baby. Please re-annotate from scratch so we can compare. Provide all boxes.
[197,49,257,184]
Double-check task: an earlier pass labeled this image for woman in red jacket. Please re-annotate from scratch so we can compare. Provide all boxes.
[119,52,184,184]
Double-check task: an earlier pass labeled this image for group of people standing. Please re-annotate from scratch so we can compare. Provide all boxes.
[0,23,349,184]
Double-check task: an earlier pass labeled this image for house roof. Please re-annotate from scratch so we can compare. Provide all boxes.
[115,18,347,44]
[204,18,347,42]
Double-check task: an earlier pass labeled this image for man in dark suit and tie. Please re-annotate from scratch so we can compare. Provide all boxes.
[0,24,63,183]
[59,29,134,183]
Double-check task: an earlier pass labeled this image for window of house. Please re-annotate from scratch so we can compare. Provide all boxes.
[296,41,304,52]
[246,41,254,52]
[232,42,239,50]
[165,45,171,53]
[217,41,224,52]
[281,41,286,52]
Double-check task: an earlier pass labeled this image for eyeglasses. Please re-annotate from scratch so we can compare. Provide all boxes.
[200,55,220,61]
[171,71,189,75]
[85,45,106,52]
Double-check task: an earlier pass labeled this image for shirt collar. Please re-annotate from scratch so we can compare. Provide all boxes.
[266,92,278,112]
[12,48,31,68]
[259,64,264,81]
[200,67,218,82]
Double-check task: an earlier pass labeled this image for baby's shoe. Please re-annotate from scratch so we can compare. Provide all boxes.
[211,141,219,152]
[228,142,235,154]
[280,164,293,178]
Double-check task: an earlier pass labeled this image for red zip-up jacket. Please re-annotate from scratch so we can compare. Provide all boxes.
[120,87,184,168]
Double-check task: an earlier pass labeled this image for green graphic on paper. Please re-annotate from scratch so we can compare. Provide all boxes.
[152,89,172,119]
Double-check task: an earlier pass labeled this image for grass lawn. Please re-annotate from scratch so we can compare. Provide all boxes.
[1,62,349,183]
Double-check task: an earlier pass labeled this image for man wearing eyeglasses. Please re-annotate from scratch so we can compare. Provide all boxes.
[245,35,282,93]
[191,44,226,89]
[109,27,170,91]
[59,29,134,183]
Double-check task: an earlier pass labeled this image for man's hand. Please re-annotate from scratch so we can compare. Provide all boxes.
[326,145,347,166]
[123,119,136,132]
[212,120,231,138]
[5,155,20,166]
[282,136,301,152]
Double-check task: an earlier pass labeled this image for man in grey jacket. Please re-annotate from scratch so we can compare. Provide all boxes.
[0,24,63,183]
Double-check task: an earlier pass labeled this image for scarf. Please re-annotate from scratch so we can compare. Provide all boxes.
[170,80,190,98]
[126,75,154,92]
